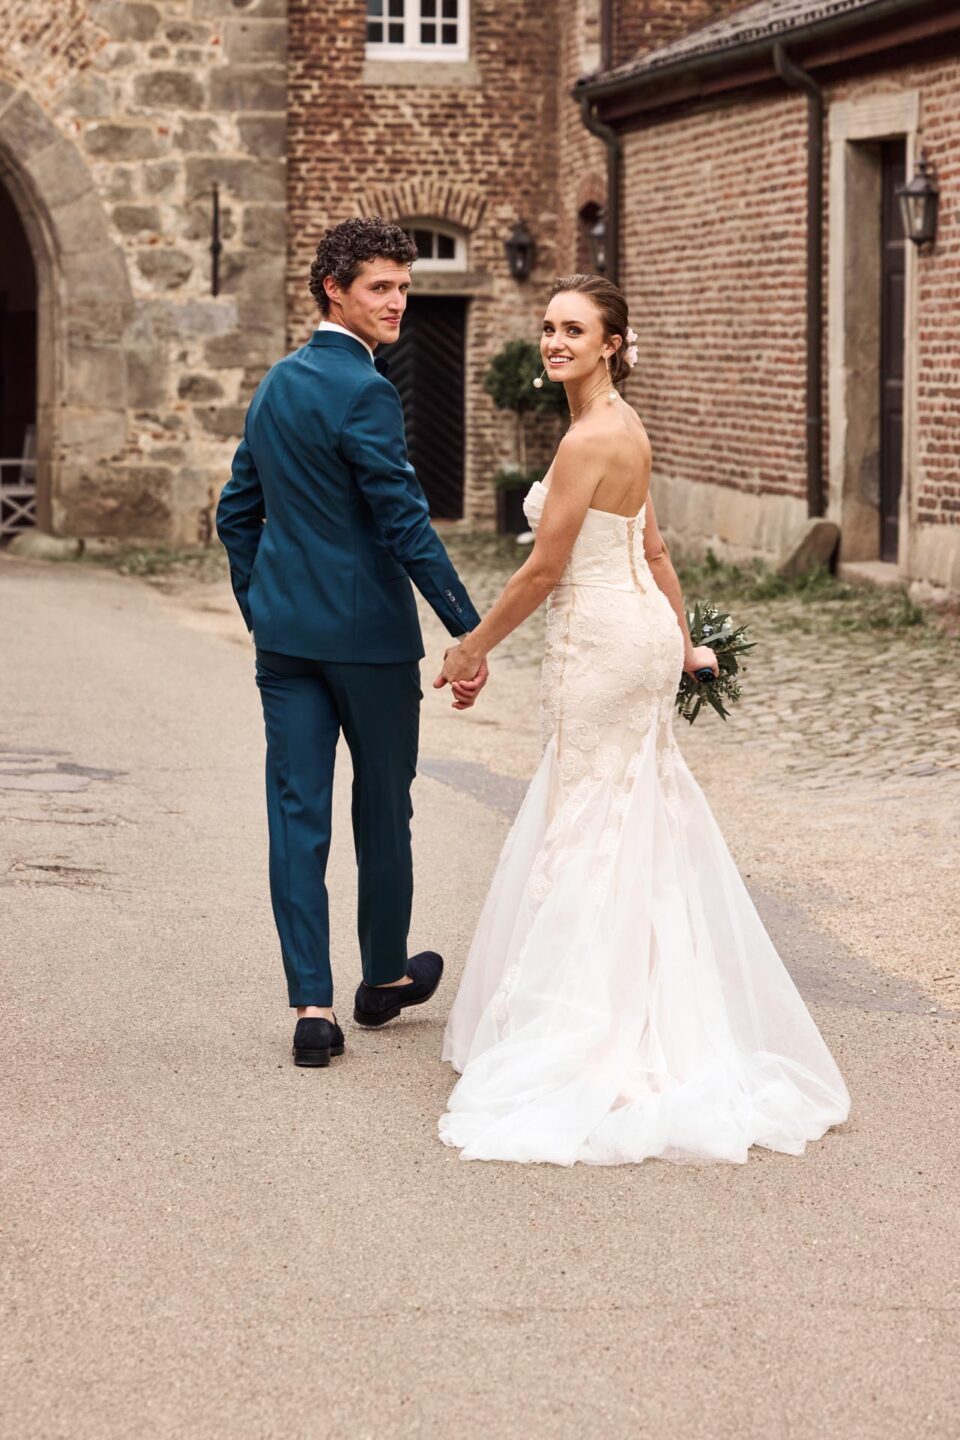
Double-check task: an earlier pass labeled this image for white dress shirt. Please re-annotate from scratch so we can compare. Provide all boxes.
[315,320,374,358]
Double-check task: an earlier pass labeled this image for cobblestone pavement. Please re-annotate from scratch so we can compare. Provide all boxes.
[434,531,960,796]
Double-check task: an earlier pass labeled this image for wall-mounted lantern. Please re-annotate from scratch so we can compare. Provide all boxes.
[587,211,607,274]
[897,149,939,249]
[504,220,535,281]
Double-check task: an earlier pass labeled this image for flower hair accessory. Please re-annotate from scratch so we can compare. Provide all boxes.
[623,326,639,369]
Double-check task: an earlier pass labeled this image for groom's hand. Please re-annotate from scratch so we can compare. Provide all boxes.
[434,646,489,709]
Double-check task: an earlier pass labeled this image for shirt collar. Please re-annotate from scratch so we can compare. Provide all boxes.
[315,320,374,359]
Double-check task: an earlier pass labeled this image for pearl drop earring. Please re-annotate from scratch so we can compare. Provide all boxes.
[532,369,545,390]
[605,355,617,403]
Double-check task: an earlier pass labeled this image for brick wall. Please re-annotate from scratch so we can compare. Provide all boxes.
[620,95,810,509]
[615,44,960,587]
[611,0,747,67]
[913,59,960,529]
[287,0,568,522]
[556,0,608,277]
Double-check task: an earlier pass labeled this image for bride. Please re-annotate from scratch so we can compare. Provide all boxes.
[435,273,850,1167]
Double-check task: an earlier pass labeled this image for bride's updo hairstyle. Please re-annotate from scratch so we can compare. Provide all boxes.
[550,273,632,386]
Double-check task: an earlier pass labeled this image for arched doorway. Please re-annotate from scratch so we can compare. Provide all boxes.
[0,86,135,539]
[0,177,37,540]
[387,221,467,519]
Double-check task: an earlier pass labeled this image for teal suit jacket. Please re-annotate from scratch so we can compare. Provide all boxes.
[216,330,481,662]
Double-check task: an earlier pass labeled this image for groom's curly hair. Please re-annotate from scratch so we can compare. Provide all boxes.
[309,217,418,314]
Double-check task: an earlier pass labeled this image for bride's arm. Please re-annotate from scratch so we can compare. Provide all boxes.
[438,433,602,685]
[643,495,718,677]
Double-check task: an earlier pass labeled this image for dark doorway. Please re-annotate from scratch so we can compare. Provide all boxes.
[879,140,906,563]
[385,296,466,519]
[0,180,38,539]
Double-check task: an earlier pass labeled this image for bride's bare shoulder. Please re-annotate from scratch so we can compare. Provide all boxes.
[619,399,651,450]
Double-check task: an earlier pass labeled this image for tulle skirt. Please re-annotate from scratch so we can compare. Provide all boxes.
[439,728,850,1166]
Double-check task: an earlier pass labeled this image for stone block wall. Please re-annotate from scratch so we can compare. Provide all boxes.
[0,0,288,543]
[825,58,960,590]
[826,62,960,531]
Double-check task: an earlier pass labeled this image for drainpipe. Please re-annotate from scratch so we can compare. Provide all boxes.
[578,0,620,284]
[579,96,620,284]
[773,43,824,518]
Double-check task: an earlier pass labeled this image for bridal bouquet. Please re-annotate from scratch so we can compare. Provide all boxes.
[676,601,755,724]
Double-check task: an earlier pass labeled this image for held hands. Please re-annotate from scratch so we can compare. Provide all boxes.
[433,642,490,710]
[683,644,720,680]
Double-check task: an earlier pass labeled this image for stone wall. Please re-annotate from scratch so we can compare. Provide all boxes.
[0,0,288,543]
[825,59,960,591]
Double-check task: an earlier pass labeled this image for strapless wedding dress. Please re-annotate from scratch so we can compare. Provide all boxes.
[439,479,850,1166]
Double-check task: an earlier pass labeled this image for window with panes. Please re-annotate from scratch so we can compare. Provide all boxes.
[366,0,469,61]
[409,225,466,269]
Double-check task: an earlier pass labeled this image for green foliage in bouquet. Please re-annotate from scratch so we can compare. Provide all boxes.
[676,601,755,724]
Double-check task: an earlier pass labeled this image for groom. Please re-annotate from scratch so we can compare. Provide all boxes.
[216,216,487,1068]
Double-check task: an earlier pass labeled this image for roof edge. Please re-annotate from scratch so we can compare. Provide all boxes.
[575,0,945,104]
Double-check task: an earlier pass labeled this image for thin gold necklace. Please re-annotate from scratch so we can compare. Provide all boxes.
[568,375,612,426]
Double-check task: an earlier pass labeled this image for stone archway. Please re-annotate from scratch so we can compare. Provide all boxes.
[0,81,134,534]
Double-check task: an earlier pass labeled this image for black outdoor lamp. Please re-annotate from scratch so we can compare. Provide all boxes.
[588,211,607,273]
[897,148,940,249]
[504,220,535,281]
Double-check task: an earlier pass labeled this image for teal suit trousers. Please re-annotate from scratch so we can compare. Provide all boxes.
[256,650,421,1007]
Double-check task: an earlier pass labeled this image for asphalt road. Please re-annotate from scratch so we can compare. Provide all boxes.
[2,553,958,1440]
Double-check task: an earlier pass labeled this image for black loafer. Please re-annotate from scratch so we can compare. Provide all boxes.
[353,951,444,1027]
[292,1016,345,1067]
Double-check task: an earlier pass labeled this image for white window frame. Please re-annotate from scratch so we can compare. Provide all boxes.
[365,0,470,63]
[406,221,468,271]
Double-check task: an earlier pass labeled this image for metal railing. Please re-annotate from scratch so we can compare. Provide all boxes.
[0,457,37,538]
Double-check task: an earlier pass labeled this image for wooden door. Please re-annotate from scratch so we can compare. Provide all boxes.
[879,141,906,563]
[384,296,466,519]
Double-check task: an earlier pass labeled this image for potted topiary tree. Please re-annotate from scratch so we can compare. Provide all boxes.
[484,339,566,534]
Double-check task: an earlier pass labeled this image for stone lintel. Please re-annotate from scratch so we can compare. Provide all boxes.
[409,270,493,298]
[361,59,480,88]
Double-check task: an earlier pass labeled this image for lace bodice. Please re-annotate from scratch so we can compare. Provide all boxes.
[522,479,652,591]
[520,476,685,786]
